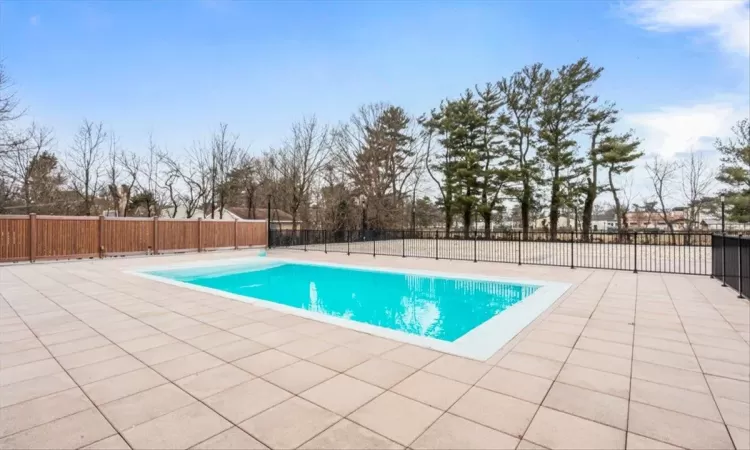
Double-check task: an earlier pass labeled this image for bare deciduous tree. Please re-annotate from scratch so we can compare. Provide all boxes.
[210,124,245,219]
[1,123,55,213]
[680,150,715,232]
[645,155,678,235]
[65,120,107,215]
[272,116,330,230]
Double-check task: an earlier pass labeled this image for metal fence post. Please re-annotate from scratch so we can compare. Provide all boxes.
[738,235,744,298]
[347,230,350,255]
[304,230,307,252]
[473,230,477,263]
[373,232,376,257]
[517,231,522,266]
[324,230,327,253]
[633,232,638,274]
[722,233,727,287]
[402,230,405,258]
[570,231,574,269]
[435,229,439,260]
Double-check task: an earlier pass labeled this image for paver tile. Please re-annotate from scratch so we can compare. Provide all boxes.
[705,374,750,403]
[83,434,131,449]
[543,382,628,430]
[233,349,298,376]
[625,433,681,449]
[380,344,442,369]
[0,372,76,407]
[524,406,625,450]
[0,408,114,450]
[423,354,491,384]
[192,427,267,449]
[411,413,519,449]
[0,358,62,387]
[392,370,471,410]
[82,367,167,405]
[263,360,336,394]
[301,373,383,415]
[0,347,52,368]
[99,383,194,431]
[556,364,631,399]
[631,360,710,393]
[276,337,334,359]
[123,402,231,449]
[0,387,92,438]
[346,358,416,389]
[350,391,441,446]
[176,363,254,399]
[477,366,553,404]
[630,379,723,422]
[151,351,224,381]
[300,419,401,450]
[496,352,563,380]
[310,346,371,372]
[627,401,733,450]
[68,355,144,385]
[205,339,268,362]
[204,378,292,423]
[239,397,340,449]
[449,386,537,438]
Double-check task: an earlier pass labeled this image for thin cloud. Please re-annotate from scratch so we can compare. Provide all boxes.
[624,100,747,158]
[29,15,40,26]
[625,0,750,57]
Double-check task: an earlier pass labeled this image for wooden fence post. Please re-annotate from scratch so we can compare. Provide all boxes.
[98,215,105,258]
[153,217,159,255]
[198,218,203,252]
[29,213,36,263]
[234,219,239,250]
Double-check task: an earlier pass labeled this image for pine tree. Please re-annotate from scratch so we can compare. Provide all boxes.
[581,103,618,240]
[715,118,750,222]
[600,133,643,233]
[497,64,549,240]
[537,58,603,239]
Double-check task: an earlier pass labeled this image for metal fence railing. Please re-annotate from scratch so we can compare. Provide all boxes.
[269,229,717,276]
[712,234,749,299]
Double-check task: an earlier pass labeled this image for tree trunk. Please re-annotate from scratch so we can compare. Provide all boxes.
[549,173,560,240]
[582,175,596,241]
[521,182,531,240]
[608,169,622,234]
[462,207,471,239]
[482,212,491,238]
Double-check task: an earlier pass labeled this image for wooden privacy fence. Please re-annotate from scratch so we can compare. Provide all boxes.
[0,214,268,263]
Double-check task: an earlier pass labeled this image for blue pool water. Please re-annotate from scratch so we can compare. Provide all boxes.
[148,262,539,342]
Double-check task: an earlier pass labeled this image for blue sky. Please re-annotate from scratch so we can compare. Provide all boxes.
[2,0,749,187]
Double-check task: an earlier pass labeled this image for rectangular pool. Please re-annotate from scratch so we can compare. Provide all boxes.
[136,258,570,360]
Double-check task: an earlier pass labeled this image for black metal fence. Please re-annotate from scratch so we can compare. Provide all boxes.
[712,234,749,298]
[269,229,716,276]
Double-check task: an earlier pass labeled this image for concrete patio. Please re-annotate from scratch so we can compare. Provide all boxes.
[1,250,748,449]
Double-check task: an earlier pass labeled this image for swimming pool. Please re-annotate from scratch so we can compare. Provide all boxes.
[135,258,570,360]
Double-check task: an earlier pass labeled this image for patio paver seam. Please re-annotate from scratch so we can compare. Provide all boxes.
[0,294,128,447]
[662,274,742,450]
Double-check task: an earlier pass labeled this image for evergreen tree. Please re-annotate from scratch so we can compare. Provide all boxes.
[581,103,618,240]
[497,64,549,239]
[537,58,603,239]
[600,133,643,233]
[475,83,510,237]
[715,118,750,222]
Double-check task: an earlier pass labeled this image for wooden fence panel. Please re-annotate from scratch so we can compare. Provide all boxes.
[158,219,200,252]
[36,217,99,260]
[237,221,267,247]
[202,221,235,249]
[1,215,267,262]
[0,216,30,262]
[103,218,154,255]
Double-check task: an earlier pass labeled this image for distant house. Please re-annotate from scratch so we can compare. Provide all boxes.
[591,214,617,232]
[227,207,297,230]
[160,206,242,221]
[624,211,686,230]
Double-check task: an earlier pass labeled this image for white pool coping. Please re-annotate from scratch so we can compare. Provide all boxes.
[127,255,571,361]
